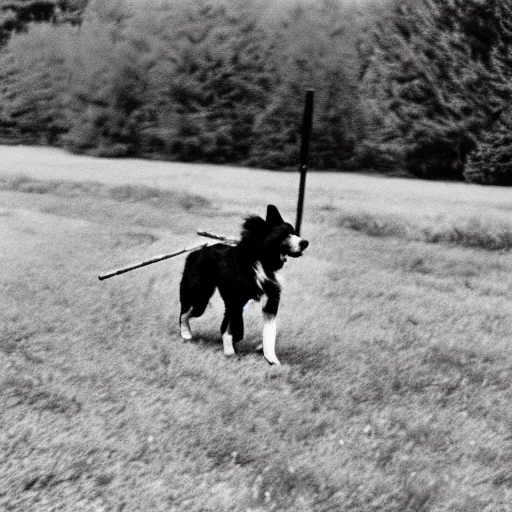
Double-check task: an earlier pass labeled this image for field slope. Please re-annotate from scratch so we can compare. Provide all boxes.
[1,146,512,511]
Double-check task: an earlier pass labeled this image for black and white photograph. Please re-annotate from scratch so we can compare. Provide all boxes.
[1,0,512,510]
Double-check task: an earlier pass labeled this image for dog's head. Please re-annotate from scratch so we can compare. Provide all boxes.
[241,205,309,270]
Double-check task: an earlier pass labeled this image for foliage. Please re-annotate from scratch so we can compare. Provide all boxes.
[249,1,365,170]
[464,112,512,185]
[0,24,72,144]
[4,0,512,181]
[0,0,56,45]
[0,0,367,170]
[0,0,87,45]
[62,4,141,156]
[360,0,512,180]
[134,3,277,164]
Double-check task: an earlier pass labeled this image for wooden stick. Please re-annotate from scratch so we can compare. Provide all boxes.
[98,242,209,281]
[98,231,239,281]
[196,230,238,245]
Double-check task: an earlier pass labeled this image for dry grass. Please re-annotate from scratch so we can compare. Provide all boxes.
[338,211,512,251]
[1,146,512,511]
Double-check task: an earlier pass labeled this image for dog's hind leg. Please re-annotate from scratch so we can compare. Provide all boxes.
[179,259,216,340]
[179,289,214,340]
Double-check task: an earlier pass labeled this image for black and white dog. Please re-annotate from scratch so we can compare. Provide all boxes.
[179,205,309,365]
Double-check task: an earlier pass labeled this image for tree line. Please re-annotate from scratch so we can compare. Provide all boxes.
[1,0,511,184]
[360,0,512,185]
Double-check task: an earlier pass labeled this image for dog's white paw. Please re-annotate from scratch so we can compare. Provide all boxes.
[264,355,281,366]
[180,308,193,340]
[223,332,235,356]
[180,325,193,340]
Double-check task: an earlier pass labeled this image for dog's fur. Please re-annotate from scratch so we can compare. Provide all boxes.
[179,205,309,365]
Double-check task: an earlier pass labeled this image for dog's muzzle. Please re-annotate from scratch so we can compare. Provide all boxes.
[287,238,309,258]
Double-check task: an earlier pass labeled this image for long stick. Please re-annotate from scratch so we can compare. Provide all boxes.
[98,231,238,281]
[197,230,238,244]
[98,242,209,281]
[295,89,314,236]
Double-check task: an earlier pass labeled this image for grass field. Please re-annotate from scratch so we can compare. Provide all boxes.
[1,145,512,511]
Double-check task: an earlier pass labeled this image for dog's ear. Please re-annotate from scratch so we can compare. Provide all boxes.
[266,205,284,227]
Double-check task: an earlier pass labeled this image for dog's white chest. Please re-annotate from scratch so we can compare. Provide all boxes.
[254,261,270,292]
[254,261,283,293]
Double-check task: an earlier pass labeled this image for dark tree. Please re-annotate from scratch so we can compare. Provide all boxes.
[0,0,371,170]
[0,0,87,45]
[464,111,512,185]
[360,0,512,180]
[166,5,276,163]
[251,1,364,170]
[0,27,70,144]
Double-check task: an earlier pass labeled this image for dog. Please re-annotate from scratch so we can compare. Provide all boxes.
[179,205,309,365]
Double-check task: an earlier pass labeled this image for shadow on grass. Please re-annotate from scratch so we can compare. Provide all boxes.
[278,343,333,373]
[172,326,332,373]
[190,332,263,359]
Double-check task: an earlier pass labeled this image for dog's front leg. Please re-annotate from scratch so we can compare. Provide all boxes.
[262,313,280,365]
[180,307,193,340]
[262,290,281,366]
